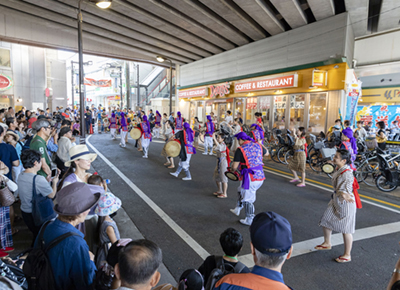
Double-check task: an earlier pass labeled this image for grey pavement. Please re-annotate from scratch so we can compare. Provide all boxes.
[87,132,400,290]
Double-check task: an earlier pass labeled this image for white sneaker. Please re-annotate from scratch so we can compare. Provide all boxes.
[119,143,122,146]
[170,172,179,177]
[230,207,242,216]
[202,152,208,155]
[208,152,213,156]
[182,177,192,181]
[240,218,253,226]
[142,155,148,158]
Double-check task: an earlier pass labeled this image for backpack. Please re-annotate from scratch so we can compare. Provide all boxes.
[23,221,79,290]
[204,256,246,290]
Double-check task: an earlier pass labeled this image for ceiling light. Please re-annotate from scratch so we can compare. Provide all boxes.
[95,0,112,9]
[156,56,166,62]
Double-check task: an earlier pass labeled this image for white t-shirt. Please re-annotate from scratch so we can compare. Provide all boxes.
[225,115,233,124]
[18,172,52,213]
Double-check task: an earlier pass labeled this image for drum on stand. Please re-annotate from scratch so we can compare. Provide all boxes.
[130,128,142,140]
[165,140,181,158]
[225,168,240,181]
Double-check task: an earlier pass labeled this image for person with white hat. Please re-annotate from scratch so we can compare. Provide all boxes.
[57,144,97,190]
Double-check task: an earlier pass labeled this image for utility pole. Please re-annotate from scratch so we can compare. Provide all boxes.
[137,63,140,108]
[126,62,130,109]
[71,61,74,109]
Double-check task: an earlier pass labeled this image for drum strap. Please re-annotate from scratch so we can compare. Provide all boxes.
[341,169,362,209]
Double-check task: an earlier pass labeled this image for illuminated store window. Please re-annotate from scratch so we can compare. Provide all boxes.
[274,95,287,129]
[309,93,327,133]
[289,94,305,131]
[245,97,257,125]
[259,96,271,130]
[234,98,245,124]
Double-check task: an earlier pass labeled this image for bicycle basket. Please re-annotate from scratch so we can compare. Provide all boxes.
[320,147,337,159]
[314,141,325,150]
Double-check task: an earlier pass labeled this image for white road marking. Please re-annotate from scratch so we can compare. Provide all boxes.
[238,221,400,268]
[86,136,210,260]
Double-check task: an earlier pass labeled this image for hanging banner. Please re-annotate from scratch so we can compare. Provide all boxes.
[84,78,112,87]
[0,74,13,92]
[356,105,400,129]
[344,70,362,126]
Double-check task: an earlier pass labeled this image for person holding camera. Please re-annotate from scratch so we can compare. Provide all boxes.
[17,149,58,242]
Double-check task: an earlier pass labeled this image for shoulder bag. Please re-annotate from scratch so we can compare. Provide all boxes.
[0,178,15,207]
[31,175,57,227]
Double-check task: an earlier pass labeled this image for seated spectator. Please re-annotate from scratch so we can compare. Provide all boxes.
[154,269,204,290]
[198,228,249,285]
[32,182,99,289]
[18,149,58,241]
[114,239,162,290]
[215,211,293,290]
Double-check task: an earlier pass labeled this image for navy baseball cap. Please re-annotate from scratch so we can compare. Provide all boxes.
[250,211,292,256]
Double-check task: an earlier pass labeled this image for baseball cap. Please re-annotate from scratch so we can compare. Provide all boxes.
[250,211,292,256]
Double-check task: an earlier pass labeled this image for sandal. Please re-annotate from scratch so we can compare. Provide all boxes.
[217,194,227,198]
[289,179,300,183]
[335,256,351,263]
[213,192,223,196]
[164,162,171,166]
[167,165,175,169]
[296,184,306,187]
[314,244,332,250]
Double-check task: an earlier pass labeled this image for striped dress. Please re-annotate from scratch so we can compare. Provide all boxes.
[319,165,357,234]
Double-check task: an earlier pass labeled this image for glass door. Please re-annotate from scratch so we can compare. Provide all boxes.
[234,98,245,125]
[309,93,327,133]
[289,94,306,131]
[259,96,271,130]
[189,102,196,127]
[245,97,258,125]
[274,95,287,129]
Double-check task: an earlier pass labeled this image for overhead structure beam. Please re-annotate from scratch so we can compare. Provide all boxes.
[344,0,369,37]
[233,0,285,35]
[378,0,400,32]
[307,0,335,21]
[269,0,308,29]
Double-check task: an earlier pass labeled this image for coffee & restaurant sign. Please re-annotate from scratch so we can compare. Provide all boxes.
[0,74,13,92]
[234,74,298,93]
[178,87,209,98]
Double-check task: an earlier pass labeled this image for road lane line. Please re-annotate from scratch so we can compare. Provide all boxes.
[238,221,400,268]
[86,136,211,260]
[198,147,400,212]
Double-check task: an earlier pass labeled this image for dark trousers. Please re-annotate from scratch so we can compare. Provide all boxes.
[21,210,41,245]
[86,121,91,134]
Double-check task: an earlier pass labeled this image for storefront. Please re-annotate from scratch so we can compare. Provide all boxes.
[178,62,349,133]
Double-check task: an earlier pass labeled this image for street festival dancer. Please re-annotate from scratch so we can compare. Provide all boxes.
[230,132,267,226]
[203,115,215,155]
[250,124,265,145]
[212,132,231,198]
[109,112,117,140]
[118,112,129,148]
[170,122,196,181]
[153,110,162,139]
[175,111,183,133]
[139,116,152,159]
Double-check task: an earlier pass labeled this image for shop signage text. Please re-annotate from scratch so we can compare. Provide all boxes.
[246,98,257,109]
[384,89,400,100]
[210,82,230,98]
[312,71,326,87]
[234,75,298,93]
[84,78,112,87]
[178,87,208,98]
[0,74,13,92]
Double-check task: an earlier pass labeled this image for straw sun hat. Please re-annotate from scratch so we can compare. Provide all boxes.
[64,144,97,167]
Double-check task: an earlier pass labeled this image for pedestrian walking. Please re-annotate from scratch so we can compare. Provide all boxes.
[118,112,129,148]
[175,111,183,133]
[139,116,152,158]
[203,115,215,155]
[288,127,307,187]
[315,149,362,263]
[153,110,162,139]
[212,132,230,198]
[109,112,118,140]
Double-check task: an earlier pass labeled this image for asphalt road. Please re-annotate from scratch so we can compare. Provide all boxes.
[88,133,400,290]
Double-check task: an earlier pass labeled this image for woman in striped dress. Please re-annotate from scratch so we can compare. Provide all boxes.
[288,127,307,187]
[315,149,357,263]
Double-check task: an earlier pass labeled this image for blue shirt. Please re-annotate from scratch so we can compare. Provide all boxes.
[0,142,19,180]
[34,219,96,290]
[215,265,291,290]
[47,137,58,156]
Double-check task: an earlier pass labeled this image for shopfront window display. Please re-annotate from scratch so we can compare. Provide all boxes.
[235,99,245,124]
[259,96,271,130]
[274,95,287,129]
[309,93,327,133]
[289,94,305,131]
[245,97,257,125]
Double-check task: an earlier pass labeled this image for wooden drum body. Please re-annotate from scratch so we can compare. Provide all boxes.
[130,128,142,140]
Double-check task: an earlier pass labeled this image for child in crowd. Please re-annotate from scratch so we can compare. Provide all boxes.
[154,269,204,290]
[87,174,121,269]
[212,133,230,198]
[198,228,249,285]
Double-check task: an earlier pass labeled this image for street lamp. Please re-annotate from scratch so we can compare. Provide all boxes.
[156,56,173,114]
[105,63,123,109]
[77,0,111,145]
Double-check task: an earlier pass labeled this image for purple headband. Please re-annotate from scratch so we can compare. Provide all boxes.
[111,113,115,118]
[235,132,254,142]
[251,123,263,133]
[156,110,161,116]
[184,122,194,142]
[342,128,358,155]
[207,115,212,121]
[120,112,127,127]
[177,112,181,117]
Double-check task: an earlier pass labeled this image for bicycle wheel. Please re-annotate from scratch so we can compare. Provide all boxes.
[270,145,281,163]
[309,152,322,173]
[376,175,398,192]
[360,161,379,186]
[354,161,364,183]
[277,147,288,164]
[284,149,294,165]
